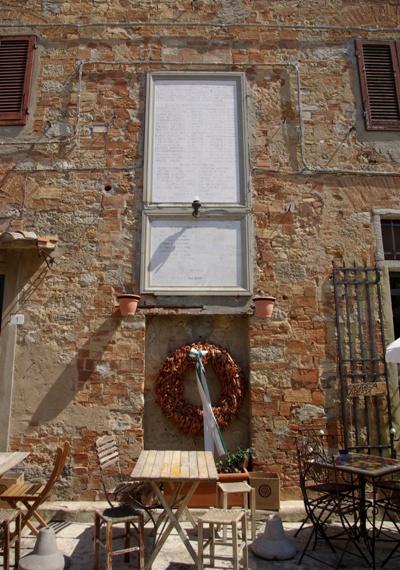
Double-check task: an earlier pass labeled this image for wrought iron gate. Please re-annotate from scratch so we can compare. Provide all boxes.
[332,264,395,457]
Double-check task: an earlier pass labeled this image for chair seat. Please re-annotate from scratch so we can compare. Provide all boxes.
[217,482,251,494]
[0,482,45,500]
[0,442,70,538]
[198,508,245,525]
[307,482,356,494]
[99,505,143,522]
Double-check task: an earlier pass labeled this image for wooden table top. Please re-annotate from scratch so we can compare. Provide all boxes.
[0,452,29,477]
[131,450,218,482]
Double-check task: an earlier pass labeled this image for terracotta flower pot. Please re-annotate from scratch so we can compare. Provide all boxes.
[116,294,141,316]
[253,296,276,318]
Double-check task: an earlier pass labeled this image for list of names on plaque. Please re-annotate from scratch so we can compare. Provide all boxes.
[148,219,243,288]
[151,79,241,203]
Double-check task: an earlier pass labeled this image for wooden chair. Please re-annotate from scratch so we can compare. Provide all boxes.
[216,480,256,541]
[0,442,70,537]
[0,509,21,570]
[95,435,158,528]
[94,435,149,570]
[94,505,144,570]
[197,508,248,570]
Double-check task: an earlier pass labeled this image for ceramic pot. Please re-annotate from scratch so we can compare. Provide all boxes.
[253,296,276,318]
[116,294,141,316]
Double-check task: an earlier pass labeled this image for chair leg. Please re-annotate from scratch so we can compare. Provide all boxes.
[105,521,113,570]
[93,513,100,570]
[222,492,228,541]
[138,515,145,570]
[3,519,10,570]
[294,516,307,536]
[197,521,204,570]
[14,513,21,569]
[249,488,256,541]
[210,523,215,566]
[124,521,130,563]
[232,521,239,570]
[242,515,248,570]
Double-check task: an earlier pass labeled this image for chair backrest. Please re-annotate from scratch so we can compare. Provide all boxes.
[296,432,333,489]
[95,434,121,473]
[31,441,70,511]
[95,434,122,506]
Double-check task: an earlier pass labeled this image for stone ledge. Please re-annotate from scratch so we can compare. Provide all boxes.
[40,500,306,524]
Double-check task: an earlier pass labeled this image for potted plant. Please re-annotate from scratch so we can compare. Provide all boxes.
[215,447,252,475]
[116,292,141,316]
[253,292,276,318]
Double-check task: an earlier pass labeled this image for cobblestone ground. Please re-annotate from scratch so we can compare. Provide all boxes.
[8,518,399,570]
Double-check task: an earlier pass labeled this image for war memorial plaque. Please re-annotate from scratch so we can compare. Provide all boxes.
[142,73,250,294]
[144,218,247,292]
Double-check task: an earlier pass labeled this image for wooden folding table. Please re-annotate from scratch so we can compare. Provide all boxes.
[131,449,218,569]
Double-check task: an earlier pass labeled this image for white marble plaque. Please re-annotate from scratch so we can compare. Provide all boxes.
[149,77,243,203]
[147,219,245,289]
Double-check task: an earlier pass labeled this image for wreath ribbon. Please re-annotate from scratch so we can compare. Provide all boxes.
[189,348,227,456]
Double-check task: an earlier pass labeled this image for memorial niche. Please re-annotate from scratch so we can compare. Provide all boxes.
[141,72,250,295]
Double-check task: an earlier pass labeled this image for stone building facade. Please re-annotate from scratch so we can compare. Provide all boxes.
[1,1,400,499]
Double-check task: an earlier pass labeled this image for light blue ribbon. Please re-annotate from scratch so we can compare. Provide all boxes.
[189,347,227,455]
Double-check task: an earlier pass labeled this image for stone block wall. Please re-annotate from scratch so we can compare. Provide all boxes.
[0,1,400,499]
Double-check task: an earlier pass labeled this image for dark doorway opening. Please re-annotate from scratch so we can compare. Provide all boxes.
[0,275,4,333]
[389,272,400,341]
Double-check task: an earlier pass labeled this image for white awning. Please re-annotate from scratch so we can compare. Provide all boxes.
[385,337,400,363]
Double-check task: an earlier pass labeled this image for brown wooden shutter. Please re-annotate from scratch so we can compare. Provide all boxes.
[0,36,36,126]
[356,39,400,131]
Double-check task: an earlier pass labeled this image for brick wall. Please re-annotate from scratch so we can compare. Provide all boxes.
[1,1,400,499]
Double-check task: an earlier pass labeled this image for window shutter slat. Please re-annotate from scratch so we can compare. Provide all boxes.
[356,39,400,130]
[0,35,35,126]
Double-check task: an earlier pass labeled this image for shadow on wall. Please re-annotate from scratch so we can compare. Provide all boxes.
[29,316,120,425]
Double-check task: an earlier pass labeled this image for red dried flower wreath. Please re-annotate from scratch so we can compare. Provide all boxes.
[155,342,246,435]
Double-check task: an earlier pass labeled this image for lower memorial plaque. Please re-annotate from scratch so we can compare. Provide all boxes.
[141,216,250,294]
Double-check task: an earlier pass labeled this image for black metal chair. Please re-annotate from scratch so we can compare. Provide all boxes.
[296,434,370,568]
[373,475,400,567]
[295,430,354,537]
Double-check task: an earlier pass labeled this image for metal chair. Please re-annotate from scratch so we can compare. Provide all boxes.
[295,430,355,537]
[373,475,400,567]
[296,435,370,568]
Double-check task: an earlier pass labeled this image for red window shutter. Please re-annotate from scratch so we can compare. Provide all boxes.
[0,36,36,126]
[356,39,400,131]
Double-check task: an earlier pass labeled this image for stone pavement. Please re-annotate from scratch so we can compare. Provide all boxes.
[10,505,400,570]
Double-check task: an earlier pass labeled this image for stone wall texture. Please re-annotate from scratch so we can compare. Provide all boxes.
[1,1,400,499]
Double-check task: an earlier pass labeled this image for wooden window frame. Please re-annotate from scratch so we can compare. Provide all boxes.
[0,35,36,126]
[356,39,400,131]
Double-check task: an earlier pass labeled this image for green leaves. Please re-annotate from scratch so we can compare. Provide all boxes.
[215,447,253,473]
